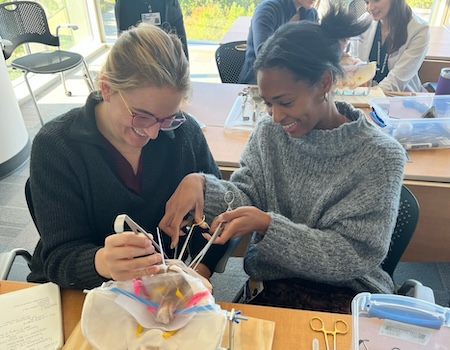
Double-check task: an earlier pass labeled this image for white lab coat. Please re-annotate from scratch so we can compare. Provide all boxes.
[356,12,429,92]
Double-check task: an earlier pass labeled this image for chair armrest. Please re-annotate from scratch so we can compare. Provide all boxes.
[0,39,13,49]
[1,39,13,58]
[0,248,32,280]
[56,23,79,37]
[397,279,436,304]
[214,236,243,273]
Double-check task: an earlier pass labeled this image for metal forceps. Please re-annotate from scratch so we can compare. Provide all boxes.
[310,317,349,350]
[189,191,235,269]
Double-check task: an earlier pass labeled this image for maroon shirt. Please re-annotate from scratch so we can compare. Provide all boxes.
[102,136,144,194]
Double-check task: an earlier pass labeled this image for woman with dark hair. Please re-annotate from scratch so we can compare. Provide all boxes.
[355,0,429,92]
[160,4,406,313]
[238,0,319,85]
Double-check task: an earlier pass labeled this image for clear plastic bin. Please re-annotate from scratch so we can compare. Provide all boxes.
[369,95,450,149]
[352,293,450,350]
[224,86,266,133]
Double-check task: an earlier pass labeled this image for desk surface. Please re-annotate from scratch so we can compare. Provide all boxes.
[184,81,450,183]
[0,280,352,350]
[220,17,450,62]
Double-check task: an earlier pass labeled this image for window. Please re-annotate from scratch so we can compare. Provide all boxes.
[428,0,450,24]
[2,0,95,81]
[179,0,256,42]
[407,0,433,23]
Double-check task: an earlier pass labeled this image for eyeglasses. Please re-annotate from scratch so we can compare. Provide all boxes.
[118,91,186,131]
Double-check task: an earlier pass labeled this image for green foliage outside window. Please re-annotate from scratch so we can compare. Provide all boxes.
[98,0,256,41]
[108,0,432,41]
[407,0,434,8]
[181,1,255,41]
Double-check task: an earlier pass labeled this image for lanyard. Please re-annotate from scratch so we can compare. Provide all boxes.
[377,39,389,74]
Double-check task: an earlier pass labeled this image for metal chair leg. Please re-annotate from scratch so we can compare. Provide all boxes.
[60,71,71,96]
[81,59,95,92]
[23,72,44,126]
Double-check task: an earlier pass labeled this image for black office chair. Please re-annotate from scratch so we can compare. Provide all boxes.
[0,1,95,126]
[114,0,189,60]
[213,237,243,273]
[0,179,34,280]
[380,185,434,300]
[381,185,420,279]
[215,41,247,84]
[0,248,32,280]
[348,0,366,18]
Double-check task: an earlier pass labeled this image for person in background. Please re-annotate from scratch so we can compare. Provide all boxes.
[27,23,225,290]
[354,0,429,92]
[238,0,319,85]
[160,4,406,313]
[114,0,189,59]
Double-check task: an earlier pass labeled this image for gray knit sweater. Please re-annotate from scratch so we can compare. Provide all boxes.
[204,102,406,294]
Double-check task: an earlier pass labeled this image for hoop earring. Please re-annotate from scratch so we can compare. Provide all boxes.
[324,92,329,102]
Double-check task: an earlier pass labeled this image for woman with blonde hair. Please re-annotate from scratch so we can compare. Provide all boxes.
[27,23,225,289]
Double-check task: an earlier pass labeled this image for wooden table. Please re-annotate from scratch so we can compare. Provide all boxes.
[184,81,450,262]
[0,280,353,350]
[420,26,450,83]
[0,280,85,343]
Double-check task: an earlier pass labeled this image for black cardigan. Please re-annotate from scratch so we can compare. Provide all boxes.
[28,92,224,289]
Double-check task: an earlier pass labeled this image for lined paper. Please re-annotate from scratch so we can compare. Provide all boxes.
[0,282,63,350]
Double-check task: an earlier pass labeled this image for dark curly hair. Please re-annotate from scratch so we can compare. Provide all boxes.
[254,2,371,85]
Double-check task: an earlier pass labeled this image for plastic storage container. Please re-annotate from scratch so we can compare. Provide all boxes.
[369,95,450,150]
[225,86,265,133]
[352,293,450,350]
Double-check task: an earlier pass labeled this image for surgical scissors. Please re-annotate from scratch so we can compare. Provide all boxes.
[189,191,234,269]
[310,316,349,350]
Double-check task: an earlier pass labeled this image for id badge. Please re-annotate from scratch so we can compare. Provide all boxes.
[141,12,161,26]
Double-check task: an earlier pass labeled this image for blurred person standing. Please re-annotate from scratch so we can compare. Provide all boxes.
[114,0,189,59]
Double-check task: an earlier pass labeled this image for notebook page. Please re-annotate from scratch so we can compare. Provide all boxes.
[0,282,63,350]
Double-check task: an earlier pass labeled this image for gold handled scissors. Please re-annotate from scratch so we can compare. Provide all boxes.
[310,316,349,350]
